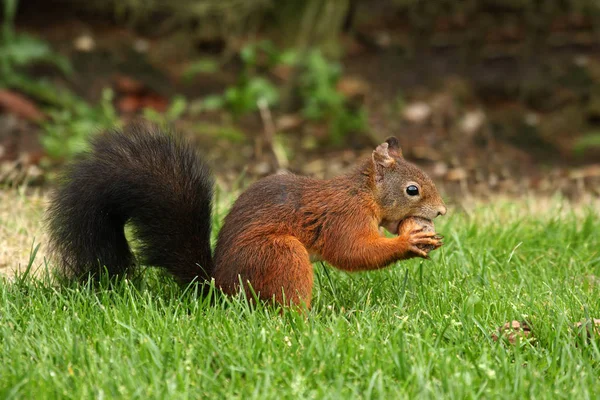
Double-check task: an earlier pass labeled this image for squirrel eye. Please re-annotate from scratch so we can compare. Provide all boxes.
[406,185,419,196]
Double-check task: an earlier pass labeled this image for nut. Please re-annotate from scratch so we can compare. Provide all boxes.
[397,217,436,252]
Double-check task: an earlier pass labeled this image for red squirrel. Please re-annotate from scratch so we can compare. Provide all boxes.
[47,124,446,307]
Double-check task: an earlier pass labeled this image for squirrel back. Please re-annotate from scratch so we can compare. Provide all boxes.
[47,124,445,307]
[47,124,214,283]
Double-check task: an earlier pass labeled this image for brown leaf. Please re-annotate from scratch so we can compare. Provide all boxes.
[492,320,532,344]
[0,90,45,122]
[117,95,143,114]
[115,75,145,94]
[141,93,169,113]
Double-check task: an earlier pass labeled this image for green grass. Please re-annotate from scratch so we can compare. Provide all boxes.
[1,198,599,399]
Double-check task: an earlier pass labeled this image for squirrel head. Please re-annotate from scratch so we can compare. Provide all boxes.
[371,137,447,229]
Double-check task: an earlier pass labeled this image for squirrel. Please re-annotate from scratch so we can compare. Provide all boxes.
[47,123,447,307]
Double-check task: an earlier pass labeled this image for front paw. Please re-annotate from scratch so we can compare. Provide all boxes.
[398,218,443,258]
[407,229,443,258]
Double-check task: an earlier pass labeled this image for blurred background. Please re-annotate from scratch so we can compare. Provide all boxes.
[1,0,599,200]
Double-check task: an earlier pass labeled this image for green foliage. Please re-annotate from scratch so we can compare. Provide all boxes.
[0,0,120,162]
[198,41,280,117]
[0,0,114,162]
[298,50,367,144]
[574,131,600,155]
[41,89,119,161]
[198,41,366,143]
[0,0,72,93]
[0,33,71,78]
[1,199,600,397]
[62,0,273,47]
[223,77,279,117]
[143,95,188,126]
[182,58,219,81]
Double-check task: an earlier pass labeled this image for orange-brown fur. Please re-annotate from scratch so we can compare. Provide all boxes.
[213,140,446,307]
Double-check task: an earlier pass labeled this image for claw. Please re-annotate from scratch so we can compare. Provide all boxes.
[410,245,430,259]
[422,238,442,245]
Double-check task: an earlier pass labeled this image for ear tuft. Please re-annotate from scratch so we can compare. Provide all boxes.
[385,136,400,149]
[373,142,394,168]
[384,136,403,157]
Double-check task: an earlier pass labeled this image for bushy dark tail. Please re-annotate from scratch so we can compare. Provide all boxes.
[46,123,214,283]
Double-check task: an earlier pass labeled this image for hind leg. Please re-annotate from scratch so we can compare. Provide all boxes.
[214,235,314,308]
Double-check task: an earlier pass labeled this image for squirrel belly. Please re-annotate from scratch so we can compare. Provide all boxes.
[47,124,446,307]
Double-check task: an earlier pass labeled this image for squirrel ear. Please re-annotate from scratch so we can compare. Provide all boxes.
[384,136,403,157]
[372,142,395,169]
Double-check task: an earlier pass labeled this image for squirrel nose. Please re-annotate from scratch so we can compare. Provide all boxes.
[437,205,447,217]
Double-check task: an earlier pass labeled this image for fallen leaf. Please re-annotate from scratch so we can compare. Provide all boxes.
[115,75,145,94]
[0,90,45,122]
[117,95,143,114]
[492,320,532,344]
[141,93,169,112]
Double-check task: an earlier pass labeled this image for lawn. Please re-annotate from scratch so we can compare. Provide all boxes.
[1,195,599,399]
